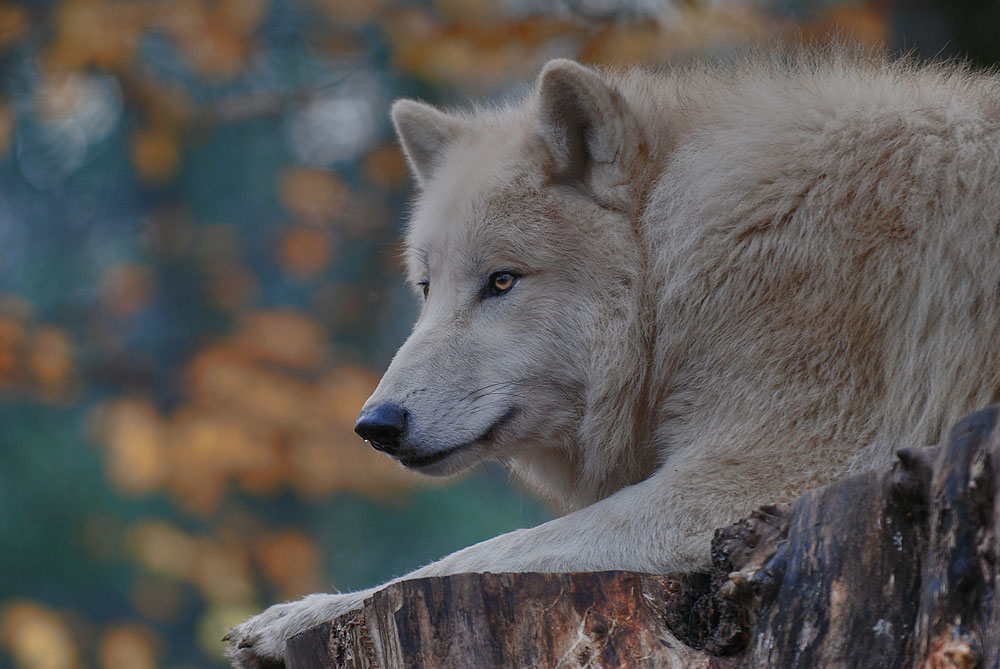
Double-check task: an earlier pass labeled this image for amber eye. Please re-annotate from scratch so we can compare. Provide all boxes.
[487,271,518,296]
[418,280,429,298]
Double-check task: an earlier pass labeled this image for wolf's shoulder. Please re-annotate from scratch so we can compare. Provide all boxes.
[609,44,1000,124]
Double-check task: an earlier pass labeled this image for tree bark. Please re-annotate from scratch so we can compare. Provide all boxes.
[286,406,1000,668]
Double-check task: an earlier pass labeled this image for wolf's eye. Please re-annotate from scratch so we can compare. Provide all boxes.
[487,271,519,296]
[417,280,429,299]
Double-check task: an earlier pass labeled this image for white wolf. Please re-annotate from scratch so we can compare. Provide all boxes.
[227,47,1000,667]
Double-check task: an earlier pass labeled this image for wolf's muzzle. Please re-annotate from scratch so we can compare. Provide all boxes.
[355,403,408,454]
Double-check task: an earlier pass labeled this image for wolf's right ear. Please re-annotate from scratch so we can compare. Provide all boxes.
[536,60,641,207]
[391,100,465,186]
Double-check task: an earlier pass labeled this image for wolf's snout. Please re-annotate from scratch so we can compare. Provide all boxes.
[355,403,408,454]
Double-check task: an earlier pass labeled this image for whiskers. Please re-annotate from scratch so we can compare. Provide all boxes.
[437,380,522,426]
[428,375,582,435]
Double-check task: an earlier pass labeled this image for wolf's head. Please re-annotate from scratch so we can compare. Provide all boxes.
[356,61,661,507]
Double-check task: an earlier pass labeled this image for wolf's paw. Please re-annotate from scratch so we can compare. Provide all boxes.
[224,591,373,669]
[223,601,297,669]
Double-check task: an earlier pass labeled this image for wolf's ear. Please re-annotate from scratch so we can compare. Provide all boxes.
[391,99,465,186]
[537,60,640,205]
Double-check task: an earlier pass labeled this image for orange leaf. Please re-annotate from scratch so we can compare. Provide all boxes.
[0,601,80,669]
[218,0,270,35]
[316,365,380,429]
[194,541,254,604]
[98,624,159,669]
[363,143,408,190]
[129,520,199,580]
[49,0,146,70]
[235,310,330,371]
[278,166,346,221]
[253,531,322,599]
[0,101,13,159]
[0,316,24,390]
[0,5,29,49]
[92,399,169,496]
[279,226,334,279]
[26,327,74,401]
[131,125,181,185]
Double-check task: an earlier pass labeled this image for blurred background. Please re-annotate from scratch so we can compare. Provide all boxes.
[0,0,993,667]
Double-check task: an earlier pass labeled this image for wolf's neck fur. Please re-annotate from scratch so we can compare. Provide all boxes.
[570,72,679,509]
[504,228,663,512]
[511,73,677,512]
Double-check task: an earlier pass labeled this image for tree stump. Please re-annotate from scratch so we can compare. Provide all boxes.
[285,406,1000,668]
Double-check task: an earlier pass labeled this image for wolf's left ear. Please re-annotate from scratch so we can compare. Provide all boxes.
[392,99,465,186]
[537,60,642,207]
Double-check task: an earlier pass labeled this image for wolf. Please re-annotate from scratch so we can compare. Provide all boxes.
[227,46,1000,667]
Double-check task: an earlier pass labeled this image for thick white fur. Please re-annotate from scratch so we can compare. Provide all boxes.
[227,46,1000,667]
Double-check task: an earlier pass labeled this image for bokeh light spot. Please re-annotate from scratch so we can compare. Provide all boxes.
[0,601,79,669]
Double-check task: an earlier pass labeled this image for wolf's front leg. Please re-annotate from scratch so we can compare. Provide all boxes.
[408,461,731,579]
[225,462,752,668]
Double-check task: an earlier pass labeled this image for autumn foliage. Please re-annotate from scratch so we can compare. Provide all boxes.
[0,0,899,667]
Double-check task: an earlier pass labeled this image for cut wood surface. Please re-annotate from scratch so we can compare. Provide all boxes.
[286,406,1000,668]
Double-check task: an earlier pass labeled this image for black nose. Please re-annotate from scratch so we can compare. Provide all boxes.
[355,404,408,454]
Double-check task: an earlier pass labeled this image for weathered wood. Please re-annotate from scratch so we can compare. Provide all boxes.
[285,406,1000,668]
[914,407,997,668]
[307,571,707,668]
[286,621,338,669]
